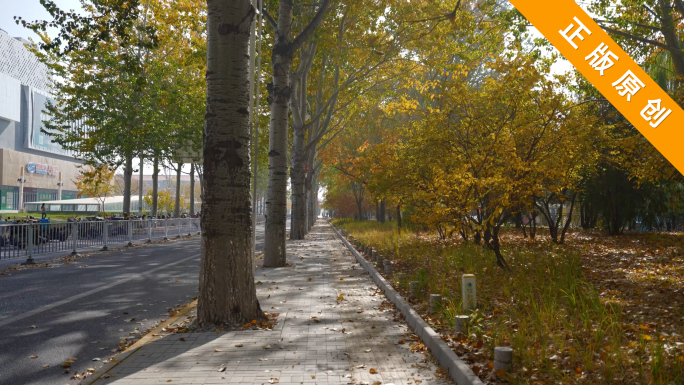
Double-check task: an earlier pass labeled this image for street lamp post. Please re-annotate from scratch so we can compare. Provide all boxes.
[17,166,26,212]
[57,171,64,200]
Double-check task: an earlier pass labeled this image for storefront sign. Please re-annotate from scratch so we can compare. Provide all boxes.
[26,162,59,177]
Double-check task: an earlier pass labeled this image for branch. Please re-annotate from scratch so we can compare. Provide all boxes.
[401,0,461,23]
[262,7,278,30]
[569,98,609,109]
[642,4,661,21]
[595,18,660,32]
[675,0,684,18]
[599,24,680,56]
[302,88,339,132]
[290,0,331,54]
[317,122,345,151]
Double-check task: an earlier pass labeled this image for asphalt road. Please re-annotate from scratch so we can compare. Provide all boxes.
[0,223,269,385]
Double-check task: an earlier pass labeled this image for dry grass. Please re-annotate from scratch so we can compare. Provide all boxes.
[335,219,684,384]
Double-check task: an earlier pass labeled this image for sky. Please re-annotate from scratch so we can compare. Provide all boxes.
[0,0,83,41]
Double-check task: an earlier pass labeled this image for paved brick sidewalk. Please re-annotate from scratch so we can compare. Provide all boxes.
[93,222,451,385]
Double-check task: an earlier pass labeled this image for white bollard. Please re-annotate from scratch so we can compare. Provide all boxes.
[461,274,477,310]
[397,273,406,285]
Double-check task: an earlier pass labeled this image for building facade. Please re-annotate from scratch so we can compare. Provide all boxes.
[0,28,80,211]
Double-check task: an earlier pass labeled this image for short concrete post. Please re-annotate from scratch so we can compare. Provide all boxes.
[461,274,477,310]
[429,294,442,314]
[454,315,469,333]
[101,222,109,251]
[372,250,378,262]
[146,219,152,243]
[409,281,420,296]
[177,218,181,238]
[384,260,393,276]
[397,273,406,285]
[163,219,168,240]
[494,347,513,374]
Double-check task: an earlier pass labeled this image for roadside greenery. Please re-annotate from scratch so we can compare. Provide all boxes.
[336,219,684,384]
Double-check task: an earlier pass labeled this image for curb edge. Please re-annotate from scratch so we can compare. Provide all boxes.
[330,223,485,385]
[80,299,198,385]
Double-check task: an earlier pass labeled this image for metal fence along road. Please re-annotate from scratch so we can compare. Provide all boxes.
[0,218,201,263]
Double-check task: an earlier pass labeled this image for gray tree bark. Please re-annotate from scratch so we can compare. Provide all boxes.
[175,162,183,217]
[263,0,331,267]
[198,0,263,326]
[123,154,133,216]
[289,42,316,240]
[152,153,159,217]
[190,163,195,216]
[139,155,144,215]
[262,0,294,266]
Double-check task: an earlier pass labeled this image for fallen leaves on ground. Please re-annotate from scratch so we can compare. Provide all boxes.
[341,222,684,384]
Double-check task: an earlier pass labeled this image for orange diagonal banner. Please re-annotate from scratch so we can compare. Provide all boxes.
[509,0,684,175]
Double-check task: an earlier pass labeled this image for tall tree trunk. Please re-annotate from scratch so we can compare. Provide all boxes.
[263,0,295,267]
[396,203,401,231]
[196,164,204,207]
[190,163,195,216]
[307,166,318,231]
[309,180,316,229]
[380,199,385,223]
[152,152,159,217]
[289,43,315,240]
[290,126,307,239]
[263,0,331,266]
[658,0,684,83]
[198,0,263,326]
[559,192,577,244]
[123,153,133,216]
[139,155,144,215]
[484,226,510,271]
[175,162,183,218]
